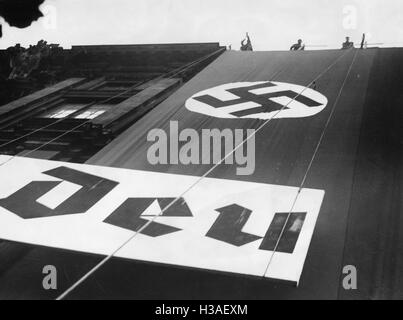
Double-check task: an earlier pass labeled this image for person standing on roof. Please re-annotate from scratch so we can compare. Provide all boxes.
[342,37,355,49]
[360,33,366,49]
[240,33,253,51]
[290,39,305,51]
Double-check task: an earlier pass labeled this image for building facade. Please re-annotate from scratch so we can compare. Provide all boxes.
[0,42,225,162]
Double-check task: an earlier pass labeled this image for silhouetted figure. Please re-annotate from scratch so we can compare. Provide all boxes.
[360,33,366,49]
[240,33,253,51]
[342,37,355,50]
[290,39,305,51]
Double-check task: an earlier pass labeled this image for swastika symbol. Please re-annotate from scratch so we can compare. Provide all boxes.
[193,82,322,117]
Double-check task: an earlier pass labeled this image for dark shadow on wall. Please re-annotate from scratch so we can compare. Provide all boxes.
[0,0,45,28]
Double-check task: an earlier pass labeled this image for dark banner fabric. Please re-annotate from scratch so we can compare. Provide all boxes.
[87,49,377,298]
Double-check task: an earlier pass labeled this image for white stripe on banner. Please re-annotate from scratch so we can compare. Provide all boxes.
[0,155,324,283]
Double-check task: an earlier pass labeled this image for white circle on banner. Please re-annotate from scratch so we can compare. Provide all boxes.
[185,81,328,120]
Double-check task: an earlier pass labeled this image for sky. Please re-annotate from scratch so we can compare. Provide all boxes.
[1,0,403,50]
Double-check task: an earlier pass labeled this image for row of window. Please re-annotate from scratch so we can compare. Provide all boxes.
[43,103,112,120]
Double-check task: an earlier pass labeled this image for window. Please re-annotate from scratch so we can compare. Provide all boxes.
[43,103,86,119]
[75,110,105,120]
[74,104,112,119]
[42,103,112,120]
[48,110,77,119]
[96,81,139,91]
